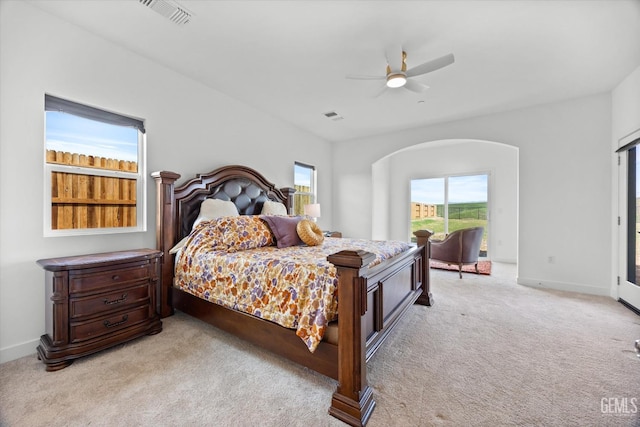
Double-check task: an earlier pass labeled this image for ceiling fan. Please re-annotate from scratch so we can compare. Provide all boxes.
[347,46,455,95]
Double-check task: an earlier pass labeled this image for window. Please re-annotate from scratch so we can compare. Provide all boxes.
[44,95,146,236]
[410,173,489,256]
[293,162,316,216]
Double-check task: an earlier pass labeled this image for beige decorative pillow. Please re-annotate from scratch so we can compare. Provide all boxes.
[192,199,239,229]
[261,200,288,216]
[296,219,324,246]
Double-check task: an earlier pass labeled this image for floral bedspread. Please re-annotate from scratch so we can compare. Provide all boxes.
[174,218,411,352]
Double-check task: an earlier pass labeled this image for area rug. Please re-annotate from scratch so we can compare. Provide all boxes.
[430,260,492,275]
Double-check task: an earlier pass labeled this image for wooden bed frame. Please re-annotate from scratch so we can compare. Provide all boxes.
[152,165,433,426]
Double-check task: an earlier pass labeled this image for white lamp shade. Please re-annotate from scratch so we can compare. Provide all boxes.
[304,203,321,218]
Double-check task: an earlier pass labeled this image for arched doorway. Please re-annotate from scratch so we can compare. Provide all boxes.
[371,139,518,264]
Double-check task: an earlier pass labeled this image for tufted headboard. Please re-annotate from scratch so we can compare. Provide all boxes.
[177,175,283,239]
[155,164,295,242]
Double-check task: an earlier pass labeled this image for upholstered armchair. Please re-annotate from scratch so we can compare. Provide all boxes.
[430,227,484,278]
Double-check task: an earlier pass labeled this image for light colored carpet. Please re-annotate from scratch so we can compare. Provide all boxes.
[1,263,639,427]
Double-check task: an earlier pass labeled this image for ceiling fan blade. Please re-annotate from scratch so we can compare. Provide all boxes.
[404,79,429,93]
[385,44,403,72]
[346,74,385,80]
[406,53,455,78]
[373,85,388,98]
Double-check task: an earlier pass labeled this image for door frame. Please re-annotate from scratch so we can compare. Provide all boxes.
[617,128,640,313]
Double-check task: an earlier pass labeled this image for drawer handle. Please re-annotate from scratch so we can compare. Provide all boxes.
[103,294,128,305]
[103,315,128,329]
[112,274,121,281]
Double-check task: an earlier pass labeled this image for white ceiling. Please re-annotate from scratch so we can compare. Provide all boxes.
[28,0,640,142]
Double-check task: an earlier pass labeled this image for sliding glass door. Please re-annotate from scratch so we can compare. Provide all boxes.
[411,174,489,257]
[410,177,445,239]
[619,142,640,311]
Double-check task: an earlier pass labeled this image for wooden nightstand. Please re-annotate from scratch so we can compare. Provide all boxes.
[36,249,163,371]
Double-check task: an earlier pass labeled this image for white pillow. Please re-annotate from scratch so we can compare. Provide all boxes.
[192,199,239,229]
[261,200,288,216]
[169,236,189,255]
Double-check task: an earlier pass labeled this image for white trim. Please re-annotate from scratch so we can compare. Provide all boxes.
[0,339,39,364]
[615,126,640,309]
[46,164,139,179]
[618,128,640,150]
[517,277,611,297]
[491,257,517,263]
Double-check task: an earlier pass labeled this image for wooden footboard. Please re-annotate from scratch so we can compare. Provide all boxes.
[152,166,432,427]
[328,236,430,426]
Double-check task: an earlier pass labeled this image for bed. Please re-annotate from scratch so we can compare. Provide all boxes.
[152,165,433,426]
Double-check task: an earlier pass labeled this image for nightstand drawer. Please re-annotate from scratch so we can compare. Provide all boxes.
[70,283,150,319]
[70,305,150,343]
[37,249,162,371]
[70,263,150,294]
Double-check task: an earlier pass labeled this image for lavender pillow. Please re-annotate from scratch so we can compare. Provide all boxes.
[261,215,303,248]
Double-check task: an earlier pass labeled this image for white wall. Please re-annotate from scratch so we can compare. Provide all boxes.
[380,140,518,263]
[612,66,640,146]
[371,156,391,240]
[0,2,332,362]
[333,94,612,296]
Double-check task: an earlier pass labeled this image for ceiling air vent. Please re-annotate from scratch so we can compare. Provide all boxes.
[323,111,344,121]
[138,0,193,26]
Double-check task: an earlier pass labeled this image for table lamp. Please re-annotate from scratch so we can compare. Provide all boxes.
[303,203,321,222]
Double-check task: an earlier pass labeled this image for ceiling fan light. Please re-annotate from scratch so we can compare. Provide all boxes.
[386,73,407,88]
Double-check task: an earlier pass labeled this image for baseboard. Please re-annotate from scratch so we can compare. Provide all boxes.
[490,257,517,263]
[517,277,610,297]
[0,339,38,364]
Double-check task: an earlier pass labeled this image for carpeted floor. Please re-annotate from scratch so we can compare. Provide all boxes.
[1,263,639,427]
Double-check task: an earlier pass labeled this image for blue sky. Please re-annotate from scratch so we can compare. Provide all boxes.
[411,174,488,204]
[45,112,138,162]
[294,163,312,187]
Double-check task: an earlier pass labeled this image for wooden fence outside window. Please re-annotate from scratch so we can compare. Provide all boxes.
[47,150,137,230]
[294,184,313,216]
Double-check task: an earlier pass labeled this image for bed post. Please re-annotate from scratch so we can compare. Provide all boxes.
[279,187,296,214]
[327,250,377,427]
[414,230,433,306]
[151,170,181,318]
